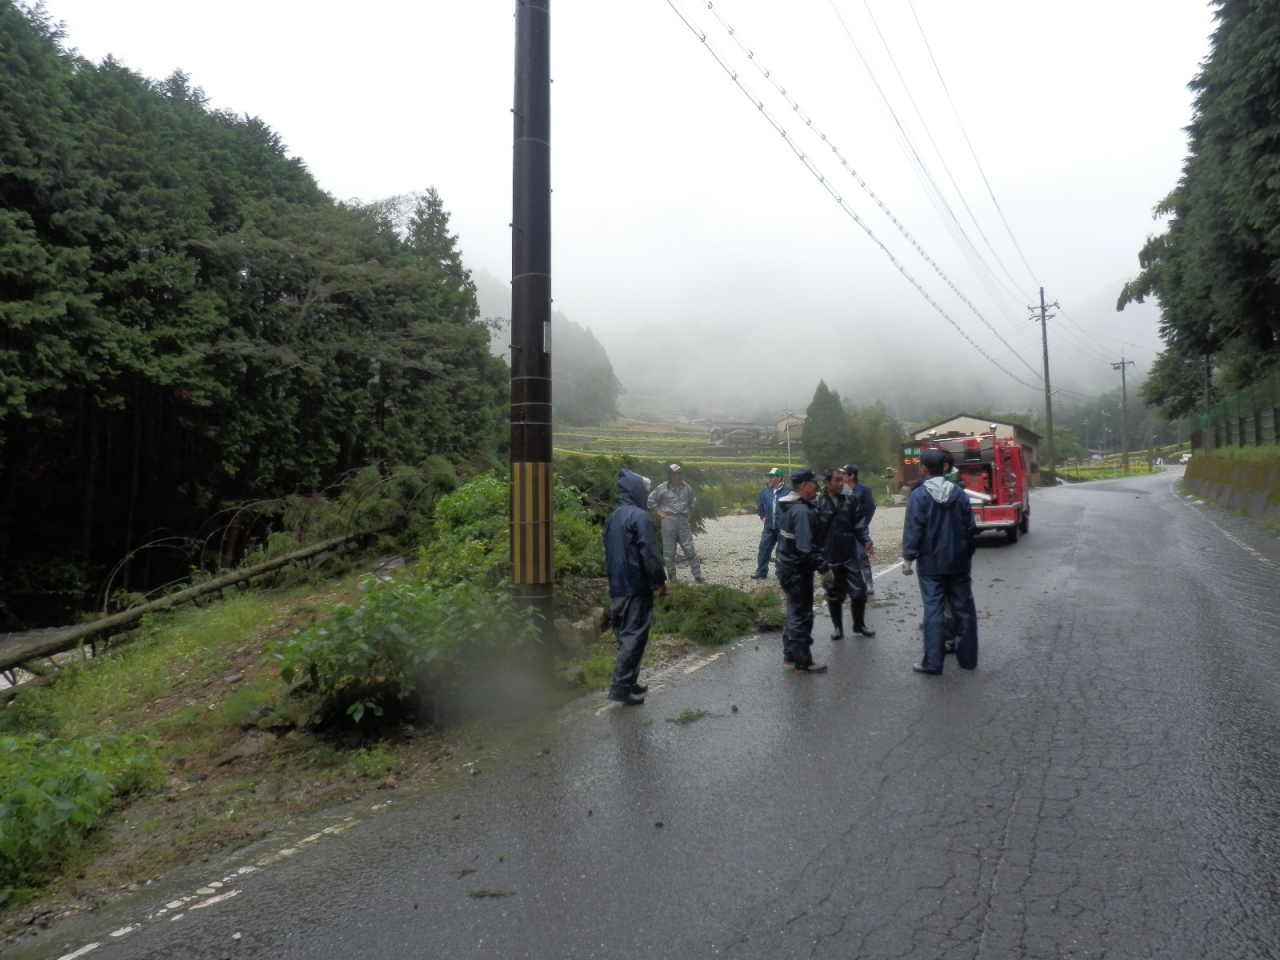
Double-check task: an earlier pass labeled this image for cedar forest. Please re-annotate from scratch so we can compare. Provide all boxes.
[1,4,518,627]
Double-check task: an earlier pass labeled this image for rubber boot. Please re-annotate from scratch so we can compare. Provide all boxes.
[852,598,876,637]
[828,600,844,641]
[607,685,645,706]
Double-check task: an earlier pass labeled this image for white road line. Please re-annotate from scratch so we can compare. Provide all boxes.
[683,653,723,674]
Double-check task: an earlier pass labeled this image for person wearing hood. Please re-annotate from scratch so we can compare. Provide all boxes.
[775,468,829,674]
[901,448,979,674]
[604,469,668,705]
[647,464,705,584]
[752,467,791,579]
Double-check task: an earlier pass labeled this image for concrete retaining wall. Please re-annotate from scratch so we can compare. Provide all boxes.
[1183,456,1280,523]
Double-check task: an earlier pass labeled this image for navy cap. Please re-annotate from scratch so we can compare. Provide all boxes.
[790,467,818,485]
[920,448,947,471]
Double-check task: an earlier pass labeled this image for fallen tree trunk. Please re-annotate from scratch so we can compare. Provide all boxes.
[0,669,57,704]
[0,533,363,678]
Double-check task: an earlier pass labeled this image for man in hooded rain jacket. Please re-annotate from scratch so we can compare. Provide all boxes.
[604,469,668,705]
[775,468,829,674]
[901,448,978,674]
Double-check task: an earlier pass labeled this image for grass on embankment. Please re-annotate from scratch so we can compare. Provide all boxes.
[0,585,383,915]
[1195,441,1280,460]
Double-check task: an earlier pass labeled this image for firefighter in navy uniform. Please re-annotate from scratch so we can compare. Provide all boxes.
[841,464,877,596]
[817,468,875,641]
[901,448,979,675]
[775,468,829,674]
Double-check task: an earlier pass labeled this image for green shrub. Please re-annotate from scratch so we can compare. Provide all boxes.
[345,743,401,780]
[706,479,761,513]
[419,472,605,588]
[0,734,163,904]
[0,686,61,736]
[750,586,785,630]
[270,574,540,723]
[653,583,776,645]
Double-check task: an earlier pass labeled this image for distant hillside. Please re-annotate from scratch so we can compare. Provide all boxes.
[473,269,622,426]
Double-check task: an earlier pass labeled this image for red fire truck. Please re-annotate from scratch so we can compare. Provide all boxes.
[899,431,1033,543]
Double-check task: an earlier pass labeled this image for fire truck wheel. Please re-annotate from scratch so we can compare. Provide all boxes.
[1005,524,1020,544]
[1018,513,1029,534]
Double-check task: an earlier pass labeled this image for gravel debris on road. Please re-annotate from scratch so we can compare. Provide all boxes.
[670,506,906,590]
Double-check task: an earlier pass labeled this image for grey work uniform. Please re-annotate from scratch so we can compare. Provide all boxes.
[647,479,703,582]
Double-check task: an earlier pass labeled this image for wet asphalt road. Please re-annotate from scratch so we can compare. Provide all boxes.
[12,468,1280,960]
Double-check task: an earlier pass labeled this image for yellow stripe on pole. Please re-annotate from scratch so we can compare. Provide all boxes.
[512,462,553,585]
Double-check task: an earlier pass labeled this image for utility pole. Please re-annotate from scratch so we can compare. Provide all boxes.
[510,0,554,649]
[1112,353,1135,470]
[1082,417,1089,459]
[1029,288,1059,484]
[1203,353,1214,451]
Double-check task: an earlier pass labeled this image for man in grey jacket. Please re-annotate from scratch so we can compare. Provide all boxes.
[647,463,705,584]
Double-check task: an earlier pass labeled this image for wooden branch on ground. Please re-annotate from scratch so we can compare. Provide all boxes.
[0,532,367,680]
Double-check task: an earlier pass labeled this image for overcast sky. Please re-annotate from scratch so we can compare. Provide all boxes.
[38,0,1215,416]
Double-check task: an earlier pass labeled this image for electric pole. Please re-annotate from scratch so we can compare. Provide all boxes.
[1112,353,1135,470]
[510,0,554,648]
[1030,288,1059,484]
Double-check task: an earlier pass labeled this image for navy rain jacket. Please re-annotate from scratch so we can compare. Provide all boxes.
[815,490,868,566]
[756,481,792,530]
[776,493,827,575]
[603,469,667,597]
[851,481,876,529]
[901,477,977,576]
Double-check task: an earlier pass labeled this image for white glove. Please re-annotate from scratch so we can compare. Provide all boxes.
[901,559,914,576]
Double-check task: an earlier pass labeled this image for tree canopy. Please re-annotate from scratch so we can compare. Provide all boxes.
[0,3,506,626]
[802,383,899,476]
[1119,0,1280,416]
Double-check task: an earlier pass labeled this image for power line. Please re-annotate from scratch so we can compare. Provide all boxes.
[861,0,1035,304]
[1058,306,1162,355]
[1051,321,1117,365]
[662,0,1043,392]
[684,0,1043,383]
[823,0,1032,324]
[906,0,1042,289]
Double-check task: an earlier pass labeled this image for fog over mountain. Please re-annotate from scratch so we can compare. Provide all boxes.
[477,265,1164,425]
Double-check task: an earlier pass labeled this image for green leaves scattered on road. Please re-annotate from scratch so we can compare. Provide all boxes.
[665,709,711,725]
